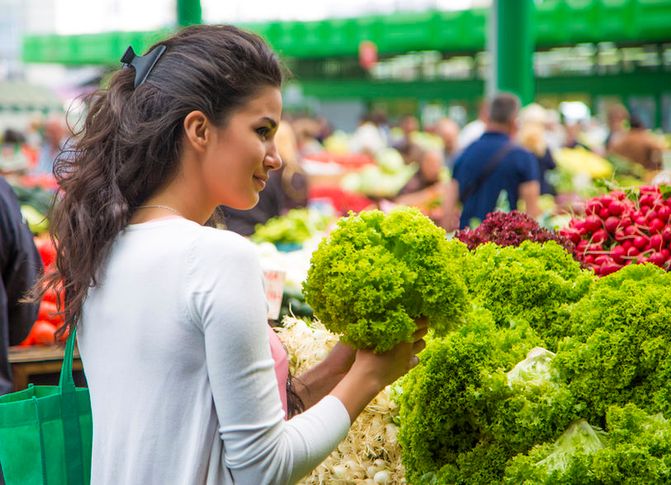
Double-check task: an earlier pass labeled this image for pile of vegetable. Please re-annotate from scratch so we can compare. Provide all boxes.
[289,209,671,483]
[276,318,404,485]
[11,183,55,235]
[506,404,671,484]
[251,208,332,248]
[399,312,578,484]
[555,264,671,423]
[396,247,671,483]
[455,210,573,252]
[461,240,593,349]
[340,148,417,199]
[303,207,469,352]
[18,237,65,347]
[278,287,313,323]
[560,185,671,275]
[554,147,613,181]
[397,239,595,483]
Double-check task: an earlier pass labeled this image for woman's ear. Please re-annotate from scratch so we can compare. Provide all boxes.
[183,111,211,153]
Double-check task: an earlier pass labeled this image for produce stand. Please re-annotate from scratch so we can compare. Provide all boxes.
[8,344,83,392]
[303,153,373,189]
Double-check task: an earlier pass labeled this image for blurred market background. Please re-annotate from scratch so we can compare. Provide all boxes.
[3,0,671,341]
[6,3,671,483]
[2,0,670,214]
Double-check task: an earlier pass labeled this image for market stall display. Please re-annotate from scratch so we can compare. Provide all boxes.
[288,233,671,483]
[455,210,573,251]
[276,318,403,484]
[5,101,670,484]
[560,185,671,274]
[10,180,55,235]
[15,236,66,348]
[340,148,417,200]
[251,207,332,249]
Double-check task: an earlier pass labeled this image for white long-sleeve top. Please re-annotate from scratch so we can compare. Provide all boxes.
[78,218,350,485]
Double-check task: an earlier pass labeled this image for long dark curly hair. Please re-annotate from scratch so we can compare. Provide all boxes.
[31,24,305,414]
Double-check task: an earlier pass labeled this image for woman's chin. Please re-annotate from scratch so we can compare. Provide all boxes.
[226,195,259,211]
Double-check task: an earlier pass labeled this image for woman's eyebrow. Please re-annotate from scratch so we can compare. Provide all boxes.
[261,116,278,129]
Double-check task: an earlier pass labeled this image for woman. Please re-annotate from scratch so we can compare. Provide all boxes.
[34,25,425,484]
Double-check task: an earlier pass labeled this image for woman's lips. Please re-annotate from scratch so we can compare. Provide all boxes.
[253,175,267,190]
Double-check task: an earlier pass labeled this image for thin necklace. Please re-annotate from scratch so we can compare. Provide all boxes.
[136,204,183,217]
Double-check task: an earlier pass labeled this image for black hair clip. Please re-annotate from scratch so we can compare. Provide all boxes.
[120,45,167,88]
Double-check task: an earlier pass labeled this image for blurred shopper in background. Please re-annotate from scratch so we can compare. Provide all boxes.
[34,24,425,485]
[457,100,488,152]
[222,120,308,236]
[517,104,557,196]
[604,102,629,151]
[390,113,419,149]
[398,141,425,166]
[314,116,334,144]
[609,115,666,171]
[0,175,42,396]
[434,117,460,171]
[517,123,556,195]
[441,92,541,231]
[0,173,42,485]
[395,148,445,223]
[563,121,591,150]
[397,148,443,197]
[292,117,324,157]
[543,108,565,152]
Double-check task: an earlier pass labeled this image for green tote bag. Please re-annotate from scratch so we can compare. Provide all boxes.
[0,327,92,485]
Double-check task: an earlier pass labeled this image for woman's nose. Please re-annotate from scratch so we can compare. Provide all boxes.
[265,144,282,170]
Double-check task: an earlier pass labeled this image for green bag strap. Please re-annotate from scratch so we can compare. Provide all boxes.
[58,326,86,485]
[58,325,77,389]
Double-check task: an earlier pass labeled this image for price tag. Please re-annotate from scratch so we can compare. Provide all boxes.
[262,269,286,320]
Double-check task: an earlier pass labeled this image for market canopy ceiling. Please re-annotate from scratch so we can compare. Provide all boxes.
[22,0,671,65]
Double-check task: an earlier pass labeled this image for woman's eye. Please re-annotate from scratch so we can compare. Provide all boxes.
[256,127,270,140]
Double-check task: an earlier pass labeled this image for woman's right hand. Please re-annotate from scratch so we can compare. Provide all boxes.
[352,318,428,391]
[329,319,428,422]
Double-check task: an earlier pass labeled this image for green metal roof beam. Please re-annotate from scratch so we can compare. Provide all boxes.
[21,0,671,65]
[177,0,202,27]
[296,70,670,102]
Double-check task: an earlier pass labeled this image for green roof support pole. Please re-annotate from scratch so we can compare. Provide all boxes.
[177,0,202,27]
[489,0,534,104]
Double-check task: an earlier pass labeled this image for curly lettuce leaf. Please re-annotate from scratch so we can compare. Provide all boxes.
[303,207,469,352]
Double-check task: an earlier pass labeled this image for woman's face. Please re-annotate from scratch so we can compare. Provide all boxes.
[202,85,283,210]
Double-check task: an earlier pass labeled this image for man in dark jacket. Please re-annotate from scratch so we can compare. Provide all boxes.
[441,93,541,230]
[0,176,42,395]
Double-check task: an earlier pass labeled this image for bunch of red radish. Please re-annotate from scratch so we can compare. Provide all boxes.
[560,185,671,276]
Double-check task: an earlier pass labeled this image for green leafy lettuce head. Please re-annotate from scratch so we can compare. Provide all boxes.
[504,419,606,484]
[399,310,578,484]
[465,240,593,349]
[303,207,469,352]
[505,403,671,484]
[555,263,671,424]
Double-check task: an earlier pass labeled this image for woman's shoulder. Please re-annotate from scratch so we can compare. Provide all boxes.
[190,224,258,262]
[185,226,263,290]
[125,219,256,260]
